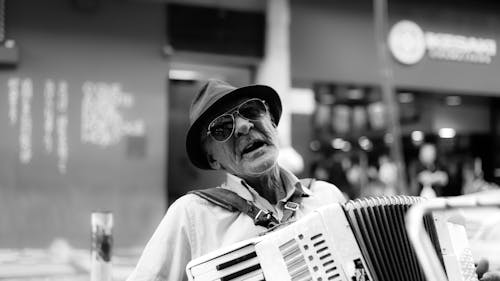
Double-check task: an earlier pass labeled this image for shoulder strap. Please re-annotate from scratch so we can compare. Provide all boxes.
[188,188,279,228]
[189,178,316,229]
[280,178,316,223]
[189,188,240,212]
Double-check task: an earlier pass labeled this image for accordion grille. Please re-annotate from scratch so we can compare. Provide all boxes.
[344,196,444,281]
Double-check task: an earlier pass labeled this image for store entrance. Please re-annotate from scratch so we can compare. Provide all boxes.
[308,83,500,199]
[398,91,500,196]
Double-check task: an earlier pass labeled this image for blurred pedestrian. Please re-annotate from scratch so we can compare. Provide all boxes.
[378,154,398,196]
[409,143,449,197]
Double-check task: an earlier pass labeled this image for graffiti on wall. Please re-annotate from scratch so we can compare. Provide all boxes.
[6,77,146,174]
[8,78,33,165]
[81,81,145,147]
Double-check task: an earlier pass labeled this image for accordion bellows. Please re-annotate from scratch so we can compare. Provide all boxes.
[186,196,478,281]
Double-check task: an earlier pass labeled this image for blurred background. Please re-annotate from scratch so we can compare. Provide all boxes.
[0,0,499,280]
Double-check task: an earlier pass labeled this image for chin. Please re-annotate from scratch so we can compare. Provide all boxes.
[245,157,278,175]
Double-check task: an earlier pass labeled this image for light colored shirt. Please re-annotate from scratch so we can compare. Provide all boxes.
[126,168,346,281]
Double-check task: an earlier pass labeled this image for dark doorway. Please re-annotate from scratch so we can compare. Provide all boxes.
[166,63,252,205]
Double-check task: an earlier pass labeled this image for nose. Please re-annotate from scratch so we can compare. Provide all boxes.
[233,115,254,138]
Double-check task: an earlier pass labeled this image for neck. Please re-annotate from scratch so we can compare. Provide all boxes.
[243,165,284,204]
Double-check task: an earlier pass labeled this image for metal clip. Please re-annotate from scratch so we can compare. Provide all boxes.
[254,209,267,221]
[284,201,300,211]
[254,209,276,227]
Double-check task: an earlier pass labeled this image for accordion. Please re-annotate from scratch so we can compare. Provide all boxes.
[186,196,478,281]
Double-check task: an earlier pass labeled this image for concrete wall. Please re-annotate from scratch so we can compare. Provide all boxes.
[0,0,168,248]
[291,0,378,86]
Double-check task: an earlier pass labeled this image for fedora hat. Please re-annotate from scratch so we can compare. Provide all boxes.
[185,79,282,170]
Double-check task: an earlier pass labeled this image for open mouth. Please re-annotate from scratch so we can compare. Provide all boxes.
[241,140,267,155]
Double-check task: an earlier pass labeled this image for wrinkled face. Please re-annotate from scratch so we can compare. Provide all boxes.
[202,97,280,178]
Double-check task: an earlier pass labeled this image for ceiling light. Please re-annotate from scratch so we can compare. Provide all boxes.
[445,96,461,106]
[438,128,456,138]
[411,131,424,142]
[398,92,414,103]
[168,70,200,80]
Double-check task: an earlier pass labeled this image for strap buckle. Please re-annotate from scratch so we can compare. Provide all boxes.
[284,201,300,211]
[254,209,276,228]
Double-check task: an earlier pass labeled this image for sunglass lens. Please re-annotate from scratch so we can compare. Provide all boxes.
[209,115,234,141]
[239,99,266,120]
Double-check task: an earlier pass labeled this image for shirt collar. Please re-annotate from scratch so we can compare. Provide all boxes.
[223,173,254,201]
[278,167,312,202]
[222,166,312,203]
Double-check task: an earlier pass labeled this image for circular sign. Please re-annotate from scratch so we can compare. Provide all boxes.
[388,20,426,65]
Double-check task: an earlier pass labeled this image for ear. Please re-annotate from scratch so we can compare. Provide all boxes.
[207,154,221,170]
[269,114,277,128]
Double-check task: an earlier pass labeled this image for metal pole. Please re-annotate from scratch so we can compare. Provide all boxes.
[91,211,113,281]
[373,0,408,194]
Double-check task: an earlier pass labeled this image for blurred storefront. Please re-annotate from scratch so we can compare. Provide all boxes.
[289,0,500,198]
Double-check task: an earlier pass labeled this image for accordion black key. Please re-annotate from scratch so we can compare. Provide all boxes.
[186,196,478,281]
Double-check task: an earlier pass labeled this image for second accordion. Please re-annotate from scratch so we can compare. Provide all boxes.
[186,196,478,281]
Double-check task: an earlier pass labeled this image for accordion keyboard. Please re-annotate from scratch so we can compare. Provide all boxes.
[187,239,265,281]
[186,196,478,281]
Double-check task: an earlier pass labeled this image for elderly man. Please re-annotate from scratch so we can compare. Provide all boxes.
[126,79,346,281]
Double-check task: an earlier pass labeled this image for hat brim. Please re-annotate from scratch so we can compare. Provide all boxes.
[186,84,282,170]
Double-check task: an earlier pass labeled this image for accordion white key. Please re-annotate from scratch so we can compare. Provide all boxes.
[186,196,478,281]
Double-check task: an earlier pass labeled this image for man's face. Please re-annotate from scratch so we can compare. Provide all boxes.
[202,97,280,178]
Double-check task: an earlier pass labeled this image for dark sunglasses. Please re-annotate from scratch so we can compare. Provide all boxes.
[207,98,268,142]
